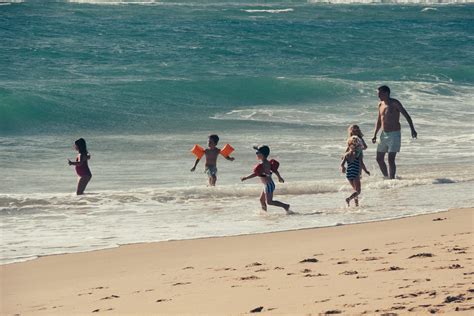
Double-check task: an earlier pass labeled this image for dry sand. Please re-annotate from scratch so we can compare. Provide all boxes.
[1,208,473,315]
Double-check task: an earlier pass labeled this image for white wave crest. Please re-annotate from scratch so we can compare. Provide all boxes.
[211,108,364,127]
[0,0,24,5]
[243,8,294,13]
[307,0,472,3]
[67,0,164,5]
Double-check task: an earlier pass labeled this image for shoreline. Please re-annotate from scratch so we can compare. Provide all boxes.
[1,206,459,266]
[1,207,473,315]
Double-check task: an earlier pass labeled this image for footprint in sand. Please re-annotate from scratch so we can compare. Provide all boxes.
[156,299,172,303]
[239,275,260,281]
[315,298,331,303]
[304,273,326,277]
[250,306,264,313]
[246,262,263,268]
[182,266,194,270]
[353,256,382,261]
[340,270,358,275]
[172,282,191,286]
[411,245,429,249]
[437,264,464,270]
[408,253,434,259]
[376,266,404,272]
[299,258,318,263]
[444,294,465,303]
[100,295,120,300]
[455,306,474,312]
[215,267,236,271]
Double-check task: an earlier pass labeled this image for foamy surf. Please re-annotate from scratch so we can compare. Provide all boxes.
[243,8,294,13]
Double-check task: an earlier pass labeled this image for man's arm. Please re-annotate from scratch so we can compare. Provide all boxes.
[372,103,382,144]
[397,100,417,139]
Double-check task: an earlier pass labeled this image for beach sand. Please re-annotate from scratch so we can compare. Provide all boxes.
[1,208,473,315]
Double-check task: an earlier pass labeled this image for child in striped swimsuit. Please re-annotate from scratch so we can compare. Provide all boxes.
[341,136,370,207]
[241,145,291,214]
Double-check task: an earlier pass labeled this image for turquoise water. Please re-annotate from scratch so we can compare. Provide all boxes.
[1,0,473,264]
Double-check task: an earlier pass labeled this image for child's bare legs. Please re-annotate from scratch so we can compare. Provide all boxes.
[353,178,361,206]
[346,178,361,206]
[265,191,290,213]
[208,175,217,186]
[260,191,267,211]
[77,175,91,195]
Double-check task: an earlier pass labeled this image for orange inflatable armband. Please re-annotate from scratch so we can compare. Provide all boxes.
[220,143,234,157]
[191,144,205,159]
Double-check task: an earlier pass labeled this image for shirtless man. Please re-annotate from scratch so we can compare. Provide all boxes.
[372,85,417,179]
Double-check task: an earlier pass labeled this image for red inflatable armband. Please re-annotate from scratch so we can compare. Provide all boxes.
[269,159,279,172]
[253,163,264,176]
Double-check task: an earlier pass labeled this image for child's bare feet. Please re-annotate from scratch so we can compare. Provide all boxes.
[261,205,267,212]
[345,198,350,207]
[284,204,291,214]
[355,198,359,207]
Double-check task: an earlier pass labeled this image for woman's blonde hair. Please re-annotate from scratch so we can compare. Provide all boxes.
[348,124,363,138]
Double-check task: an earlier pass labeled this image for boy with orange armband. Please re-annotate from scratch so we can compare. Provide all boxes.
[190,134,235,186]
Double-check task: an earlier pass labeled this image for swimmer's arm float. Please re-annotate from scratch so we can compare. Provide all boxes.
[191,144,205,159]
[220,144,234,158]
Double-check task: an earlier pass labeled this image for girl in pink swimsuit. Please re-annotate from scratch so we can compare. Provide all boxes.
[68,138,92,195]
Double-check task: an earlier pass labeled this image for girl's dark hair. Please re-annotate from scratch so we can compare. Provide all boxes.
[75,138,89,155]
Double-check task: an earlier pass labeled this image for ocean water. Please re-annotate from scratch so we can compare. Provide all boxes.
[1,0,473,264]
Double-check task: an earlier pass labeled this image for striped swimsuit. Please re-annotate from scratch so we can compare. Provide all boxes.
[265,177,276,194]
[346,156,361,180]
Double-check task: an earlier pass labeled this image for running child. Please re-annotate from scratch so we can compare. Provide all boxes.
[341,136,370,207]
[241,145,291,214]
[190,134,235,186]
[68,138,92,195]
